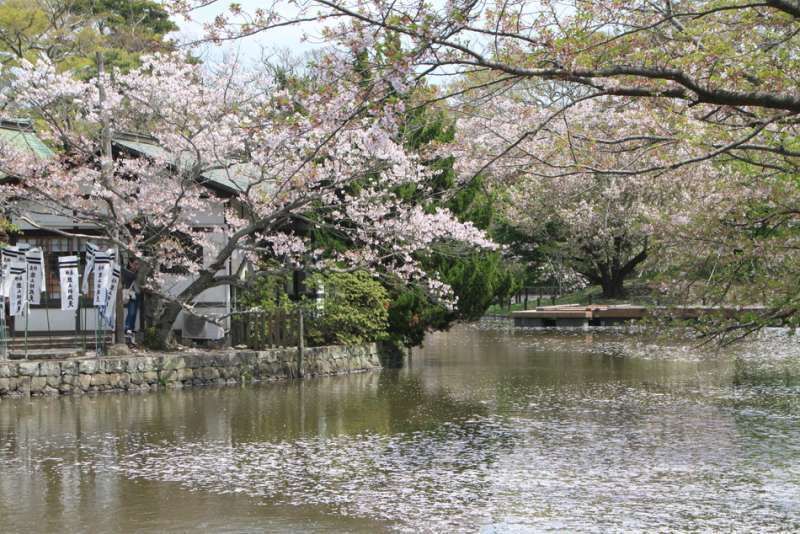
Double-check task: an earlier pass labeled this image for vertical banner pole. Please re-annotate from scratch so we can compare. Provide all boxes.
[0,255,5,360]
[58,255,80,356]
[0,303,6,361]
[114,249,124,345]
[1,250,7,360]
[35,249,52,346]
[23,247,47,357]
[18,246,31,359]
[82,242,97,353]
[96,307,101,358]
[8,262,26,356]
[297,305,304,378]
[91,250,112,357]
[24,300,28,359]
[79,296,84,352]
[2,247,20,355]
[44,296,52,345]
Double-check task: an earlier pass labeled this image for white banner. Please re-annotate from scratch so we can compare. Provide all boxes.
[58,256,80,311]
[8,262,27,316]
[1,247,22,298]
[25,248,45,305]
[81,242,99,295]
[92,251,112,306]
[101,264,121,324]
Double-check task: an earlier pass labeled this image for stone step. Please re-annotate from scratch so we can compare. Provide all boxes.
[6,340,112,346]
[6,336,111,343]
[6,349,89,360]
[8,332,113,342]
[7,350,111,357]
[4,336,113,351]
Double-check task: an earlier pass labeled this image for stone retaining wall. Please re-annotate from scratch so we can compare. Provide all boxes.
[0,344,381,397]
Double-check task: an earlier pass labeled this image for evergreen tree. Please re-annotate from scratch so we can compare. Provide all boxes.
[0,0,176,75]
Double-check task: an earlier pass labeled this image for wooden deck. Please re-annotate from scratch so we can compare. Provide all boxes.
[511,304,766,328]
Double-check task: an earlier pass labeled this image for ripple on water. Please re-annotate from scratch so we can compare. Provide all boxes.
[108,397,800,533]
[3,326,800,533]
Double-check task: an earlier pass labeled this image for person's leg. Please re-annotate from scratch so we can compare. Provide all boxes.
[132,297,140,330]
[125,297,137,332]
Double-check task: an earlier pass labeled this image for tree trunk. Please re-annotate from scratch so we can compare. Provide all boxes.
[600,276,627,299]
[146,297,182,350]
[586,241,648,301]
[96,53,126,346]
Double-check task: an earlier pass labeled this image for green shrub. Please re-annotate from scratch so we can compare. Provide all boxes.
[307,271,390,346]
[237,273,293,313]
[143,325,167,350]
[387,287,448,348]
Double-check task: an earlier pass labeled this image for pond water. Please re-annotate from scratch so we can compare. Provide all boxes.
[1,324,799,533]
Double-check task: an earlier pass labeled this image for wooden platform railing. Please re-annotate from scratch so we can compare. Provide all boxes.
[230,308,302,349]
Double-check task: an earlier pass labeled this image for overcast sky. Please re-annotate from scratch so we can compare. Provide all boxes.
[171,1,325,65]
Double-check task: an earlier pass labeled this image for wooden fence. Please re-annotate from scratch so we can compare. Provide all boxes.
[498,286,562,310]
[230,308,302,349]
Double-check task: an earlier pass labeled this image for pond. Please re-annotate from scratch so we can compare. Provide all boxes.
[1,324,799,532]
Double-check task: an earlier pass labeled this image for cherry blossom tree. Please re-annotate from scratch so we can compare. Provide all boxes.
[172,0,800,325]
[171,0,800,213]
[169,4,800,238]
[0,52,495,345]
[649,160,800,337]
[170,0,800,159]
[445,92,711,298]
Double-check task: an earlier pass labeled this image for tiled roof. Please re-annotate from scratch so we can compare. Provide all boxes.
[0,124,265,195]
[0,120,55,179]
[113,135,262,195]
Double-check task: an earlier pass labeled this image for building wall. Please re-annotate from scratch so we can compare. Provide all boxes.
[10,202,232,338]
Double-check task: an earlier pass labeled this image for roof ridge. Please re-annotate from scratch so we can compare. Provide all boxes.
[113,131,158,143]
[0,118,34,132]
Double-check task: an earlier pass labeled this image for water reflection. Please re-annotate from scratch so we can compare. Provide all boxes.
[1,324,799,532]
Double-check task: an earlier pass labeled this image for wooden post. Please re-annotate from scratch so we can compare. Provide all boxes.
[24,300,28,358]
[297,306,304,378]
[78,295,84,352]
[0,225,6,359]
[115,265,124,344]
[0,302,6,360]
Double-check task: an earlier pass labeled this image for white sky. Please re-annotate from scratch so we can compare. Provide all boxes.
[170,1,326,66]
